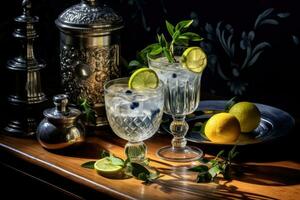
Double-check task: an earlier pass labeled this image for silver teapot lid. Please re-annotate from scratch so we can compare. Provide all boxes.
[44,94,81,121]
[55,0,123,33]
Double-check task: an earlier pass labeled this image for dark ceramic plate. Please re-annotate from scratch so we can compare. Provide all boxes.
[161,100,295,145]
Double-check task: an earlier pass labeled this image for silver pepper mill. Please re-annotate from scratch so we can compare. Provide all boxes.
[4,0,47,136]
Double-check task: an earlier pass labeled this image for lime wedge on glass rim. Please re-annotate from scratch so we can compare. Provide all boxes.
[181,47,207,73]
[94,157,123,178]
[128,67,159,89]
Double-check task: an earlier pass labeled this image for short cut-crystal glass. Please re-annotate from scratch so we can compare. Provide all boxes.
[104,77,164,163]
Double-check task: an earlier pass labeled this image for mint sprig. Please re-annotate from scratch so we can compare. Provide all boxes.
[189,145,238,182]
[81,149,160,183]
[129,19,203,70]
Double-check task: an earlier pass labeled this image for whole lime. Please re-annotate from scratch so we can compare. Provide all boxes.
[229,102,261,132]
[204,112,241,143]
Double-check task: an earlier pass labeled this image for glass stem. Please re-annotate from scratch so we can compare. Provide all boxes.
[125,141,147,163]
[170,116,188,148]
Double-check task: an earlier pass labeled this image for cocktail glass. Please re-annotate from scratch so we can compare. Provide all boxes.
[104,77,164,163]
[148,53,204,162]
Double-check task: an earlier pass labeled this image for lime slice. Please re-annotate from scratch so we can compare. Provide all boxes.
[94,158,123,178]
[128,68,159,90]
[181,47,207,73]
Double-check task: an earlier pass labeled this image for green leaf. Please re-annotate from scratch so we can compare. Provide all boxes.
[208,165,222,179]
[162,47,175,63]
[81,161,95,169]
[131,162,150,178]
[174,38,189,47]
[128,60,142,69]
[160,34,168,47]
[189,165,209,172]
[166,20,175,36]
[191,122,203,132]
[175,20,193,31]
[108,155,125,166]
[215,150,225,160]
[99,150,110,158]
[196,172,212,183]
[137,173,149,181]
[150,46,163,55]
[224,96,238,112]
[172,30,181,41]
[181,32,203,41]
[199,157,210,163]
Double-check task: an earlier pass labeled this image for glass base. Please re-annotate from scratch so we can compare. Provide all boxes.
[156,146,203,162]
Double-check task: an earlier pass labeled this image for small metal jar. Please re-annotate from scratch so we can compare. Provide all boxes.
[55,0,123,126]
[37,94,85,150]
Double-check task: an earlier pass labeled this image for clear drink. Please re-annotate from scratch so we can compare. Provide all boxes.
[148,55,203,162]
[104,78,164,163]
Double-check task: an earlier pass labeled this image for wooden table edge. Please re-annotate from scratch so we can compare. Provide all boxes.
[0,142,137,200]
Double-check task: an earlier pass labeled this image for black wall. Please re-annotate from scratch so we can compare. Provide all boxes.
[0,0,299,118]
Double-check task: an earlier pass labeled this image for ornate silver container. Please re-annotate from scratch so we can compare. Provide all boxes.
[55,0,123,126]
[37,94,85,150]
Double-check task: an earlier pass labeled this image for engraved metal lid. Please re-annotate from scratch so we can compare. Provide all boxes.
[43,94,81,122]
[55,0,123,33]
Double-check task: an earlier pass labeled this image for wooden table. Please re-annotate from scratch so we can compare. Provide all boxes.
[1,129,300,200]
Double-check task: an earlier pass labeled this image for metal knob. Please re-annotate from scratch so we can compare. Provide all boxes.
[22,0,32,16]
[81,0,96,6]
[53,94,69,114]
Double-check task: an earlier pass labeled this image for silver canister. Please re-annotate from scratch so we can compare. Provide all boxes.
[55,0,123,126]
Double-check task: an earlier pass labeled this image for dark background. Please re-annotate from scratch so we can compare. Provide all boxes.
[0,0,299,118]
[0,1,299,198]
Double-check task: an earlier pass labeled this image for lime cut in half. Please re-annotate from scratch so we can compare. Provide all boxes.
[94,158,123,178]
[128,68,159,90]
[181,47,207,73]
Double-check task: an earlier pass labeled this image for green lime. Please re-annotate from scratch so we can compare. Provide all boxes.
[94,157,123,178]
[128,68,159,90]
[229,102,261,133]
[181,47,207,73]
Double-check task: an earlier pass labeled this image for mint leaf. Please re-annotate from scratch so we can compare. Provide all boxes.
[189,165,209,172]
[150,46,163,56]
[175,20,193,31]
[131,162,150,178]
[166,20,175,36]
[172,30,180,41]
[128,60,142,69]
[162,47,175,63]
[208,165,222,179]
[81,161,95,169]
[197,172,212,183]
[181,32,203,41]
[99,149,110,158]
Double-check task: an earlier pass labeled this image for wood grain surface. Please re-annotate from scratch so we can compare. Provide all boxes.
[1,130,300,200]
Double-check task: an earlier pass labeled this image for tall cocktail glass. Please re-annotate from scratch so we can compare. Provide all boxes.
[148,55,203,162]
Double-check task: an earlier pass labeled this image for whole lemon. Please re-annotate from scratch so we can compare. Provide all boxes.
[205,113,241,143]
[229,102,261,132]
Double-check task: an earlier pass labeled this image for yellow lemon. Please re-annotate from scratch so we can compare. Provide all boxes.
[205,113,241,143]
[229,102,261,132]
